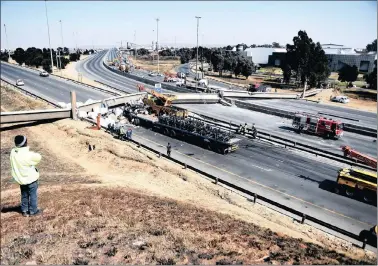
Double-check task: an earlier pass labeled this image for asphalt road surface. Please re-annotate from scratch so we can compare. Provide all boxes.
[79,51,377,157]
[1,62,112,103]
[246,99,377,130]
[78,50,167,93]
[3,56,376,244]
[132,126,376,237]
[175,103,377,157]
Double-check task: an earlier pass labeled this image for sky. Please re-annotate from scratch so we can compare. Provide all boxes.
[1,1,377,50]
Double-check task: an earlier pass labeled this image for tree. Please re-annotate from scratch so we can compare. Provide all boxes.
[241,59,254,79]
[338,65,358,86]
[83,49,89,55]
[69,53,79,61]
[137,48,149,56]
[364,60,377,90]
[11,48,26,65]
[272,42,281,48]
[210,52,224,76]
[42,59,52,73]
[250,44,256,48]
[0,51,9,62]
[63,47,70,55]
[366,39,377,52]
[282,30,330,96]
[180,53,189,64]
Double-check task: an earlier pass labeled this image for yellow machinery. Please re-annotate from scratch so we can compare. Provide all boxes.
[140,87,188,117]
[335,168,377,203]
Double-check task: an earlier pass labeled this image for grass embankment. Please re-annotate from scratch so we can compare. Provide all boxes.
[1,85,376,265]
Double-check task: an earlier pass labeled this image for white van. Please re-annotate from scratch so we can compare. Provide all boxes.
[331,95,350,104]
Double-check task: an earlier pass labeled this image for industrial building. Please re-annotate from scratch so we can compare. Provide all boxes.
[238,44,376,73]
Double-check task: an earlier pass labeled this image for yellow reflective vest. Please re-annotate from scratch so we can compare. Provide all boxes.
[10,147,41,185]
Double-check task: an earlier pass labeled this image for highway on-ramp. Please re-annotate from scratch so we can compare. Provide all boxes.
[1,62,112,103]
[1,58,376,243]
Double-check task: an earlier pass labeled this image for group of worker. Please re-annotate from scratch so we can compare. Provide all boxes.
[238,123,257,138]
[118,126,133,141]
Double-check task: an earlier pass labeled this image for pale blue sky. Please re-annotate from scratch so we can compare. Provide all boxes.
[1,1,376,50]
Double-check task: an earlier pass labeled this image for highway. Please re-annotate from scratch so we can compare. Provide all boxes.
[175,104,377,157]
[2,53,376,242]
[79,50,159,93]
[1,62,112,103]
[78,50,377,157]
[246,99,377,130]
[132,126,376,237]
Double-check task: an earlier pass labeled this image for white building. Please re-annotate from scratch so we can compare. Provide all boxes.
[241,47,286,65]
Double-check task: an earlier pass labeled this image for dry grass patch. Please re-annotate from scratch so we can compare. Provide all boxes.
[1,187,375,265]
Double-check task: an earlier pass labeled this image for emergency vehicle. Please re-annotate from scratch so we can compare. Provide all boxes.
[292,113,344,139]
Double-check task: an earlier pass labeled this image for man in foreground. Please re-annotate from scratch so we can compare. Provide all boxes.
[10,135,42,217]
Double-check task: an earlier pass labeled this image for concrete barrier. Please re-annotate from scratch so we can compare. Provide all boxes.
[78,92,147,112]
[102,62,190,93]
[223,99,377,138]
[171,93,220,104]
[1,108,71,124]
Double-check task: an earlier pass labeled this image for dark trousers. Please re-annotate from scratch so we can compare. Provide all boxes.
[20,181,38,214]
[167,150,171,157]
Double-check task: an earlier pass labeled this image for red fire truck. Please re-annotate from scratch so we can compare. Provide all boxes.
[292,113,344,139]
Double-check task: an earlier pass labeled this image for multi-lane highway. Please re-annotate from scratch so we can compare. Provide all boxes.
[1,62,112,102]
[2,51,376,239]
[176,103,377,157]
[77,50,377,158]
[247,99,377,130]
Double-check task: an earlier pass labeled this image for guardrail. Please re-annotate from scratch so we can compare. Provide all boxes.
[190,112,376,171]
[1,79,60,108]
[103,62,190,93]
[224,99,377,138]
[2,61,122,97]
[81,115,371,249]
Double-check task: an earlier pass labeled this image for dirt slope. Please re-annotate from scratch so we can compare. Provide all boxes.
[1,85,376,265]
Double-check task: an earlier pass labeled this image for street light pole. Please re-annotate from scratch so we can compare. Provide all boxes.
[156,18,159,74]
[134,30,137,60]
[44,0,54,73]
[3,24,10,61]
[195,16,201,85]
[174,36,176,58]
[59,20,64,47]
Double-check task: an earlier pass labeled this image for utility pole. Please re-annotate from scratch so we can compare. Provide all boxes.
[134,30,137,60]
[3,24,10,61]
[156,18,160,74]
[174,36,176,58]
[59,20,64,47]
[44,0,54,73]
[195,16,201,86]
[201,33,204,73]
[73,32,78,51]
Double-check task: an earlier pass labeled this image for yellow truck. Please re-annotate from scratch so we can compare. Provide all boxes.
[335,168,377,203]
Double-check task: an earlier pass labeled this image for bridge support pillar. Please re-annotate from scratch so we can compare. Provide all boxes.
[71,91,77,120]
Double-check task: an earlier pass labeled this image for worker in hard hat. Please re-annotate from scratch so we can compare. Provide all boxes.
[10,135,42,217]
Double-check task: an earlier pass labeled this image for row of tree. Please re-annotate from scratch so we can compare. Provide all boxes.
[2,47,83,73]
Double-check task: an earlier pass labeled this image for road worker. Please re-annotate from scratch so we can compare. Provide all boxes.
[10,135,42,217]
[126,128,133,140]
[119,126,126,141]
[251,123,257,139]
[167,143,172,157]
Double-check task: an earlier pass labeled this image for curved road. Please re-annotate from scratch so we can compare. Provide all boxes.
[2,54,376,245]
